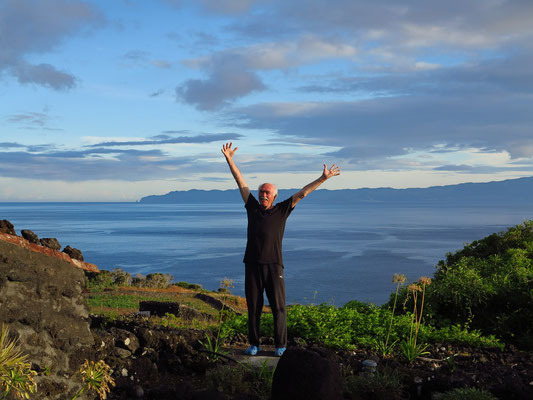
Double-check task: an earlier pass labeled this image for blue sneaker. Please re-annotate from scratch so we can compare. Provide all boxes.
[244,345,261,355]
[274,347,286,357]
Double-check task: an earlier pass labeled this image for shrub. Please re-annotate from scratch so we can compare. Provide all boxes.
[205,365,251,396]
[174,281,203,290]
[221,302,500,351]
[86,270,115,291]
[343,367,406,400]
[438,387,497,400]
[111,268,132,286]
[428,221,533,349]
[145,273,173,288]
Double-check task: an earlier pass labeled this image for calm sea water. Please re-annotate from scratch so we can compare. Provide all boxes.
[1,201,531,305]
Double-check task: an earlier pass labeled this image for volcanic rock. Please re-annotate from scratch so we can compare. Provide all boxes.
[272,347,343,400]
[63,245,84,261]
[21,229,39,244]
[40,237,61,250]
[0,219,16,235]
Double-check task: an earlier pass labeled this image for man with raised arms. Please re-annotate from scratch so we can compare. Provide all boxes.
[221,142,341,357]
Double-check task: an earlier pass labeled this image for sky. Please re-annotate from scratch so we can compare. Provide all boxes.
[1,0,533,201]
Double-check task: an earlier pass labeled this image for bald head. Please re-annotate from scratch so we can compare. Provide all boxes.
[258,183,277,209]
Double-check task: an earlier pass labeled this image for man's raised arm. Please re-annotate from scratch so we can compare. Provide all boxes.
[291,164,341,207]
[221,142,250,203]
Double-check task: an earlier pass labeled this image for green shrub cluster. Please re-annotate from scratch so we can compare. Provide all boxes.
[86,268,174,291]
[174,281,203,290]
[427,221,532,349]
[221,302,501,351]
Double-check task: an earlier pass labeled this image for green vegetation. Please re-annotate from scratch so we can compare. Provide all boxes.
[343,367,406,400]
[174,281,203,290]
[0,324,37,400]
[438,387,498,400]
[86,268,173,291]
[391,220,533,349]
[199,278,235,362]
[220,302,502,352]
[205,362,274,400]
[73,360,115,400]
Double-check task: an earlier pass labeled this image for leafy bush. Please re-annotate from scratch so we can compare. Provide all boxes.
[86,270,115,291]
[86,268,132,291]
[220,303,500,351]
[427,221,533,349]
[439,387,497,400]
[145,273,173,288]
[131,273,173,288]
[111,268,132,286]
[174,281,203,290]
[343,367,406,400]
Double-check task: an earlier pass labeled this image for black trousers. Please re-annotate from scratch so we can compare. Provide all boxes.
[245,263,287,348]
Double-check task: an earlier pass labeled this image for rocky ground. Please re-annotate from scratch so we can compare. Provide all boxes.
[91,313,533,400]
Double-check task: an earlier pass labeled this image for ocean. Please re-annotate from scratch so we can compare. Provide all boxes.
[1,201,531,305]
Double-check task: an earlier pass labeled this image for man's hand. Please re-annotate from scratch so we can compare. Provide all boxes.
[221,142,250,203]
[221,142,238,160]
[321,164,341,181]
[292,163,341,207]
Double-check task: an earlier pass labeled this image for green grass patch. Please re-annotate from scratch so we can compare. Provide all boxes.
[86,293,179,310]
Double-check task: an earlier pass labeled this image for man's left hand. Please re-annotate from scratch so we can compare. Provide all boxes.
[322,164,341,180]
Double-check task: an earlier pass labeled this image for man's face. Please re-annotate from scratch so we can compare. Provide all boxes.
[258,184,276,210]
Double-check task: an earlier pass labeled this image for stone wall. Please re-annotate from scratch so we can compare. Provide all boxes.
[0,239,95,399]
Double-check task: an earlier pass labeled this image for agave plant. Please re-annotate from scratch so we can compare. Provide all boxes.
[0,324,37,400]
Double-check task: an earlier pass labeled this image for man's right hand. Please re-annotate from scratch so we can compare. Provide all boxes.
[222,142,238,159]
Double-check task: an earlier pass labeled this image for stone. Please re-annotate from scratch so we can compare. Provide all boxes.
[0,220,16,235]
[362,359,378,374]
[271,347,343,400]
[62,245,84,261]
[110,327,140,354]
[115,347,133,358]
[40,237,61,251]
[21,229,39,244]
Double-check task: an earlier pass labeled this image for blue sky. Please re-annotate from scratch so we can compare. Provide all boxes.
[1,0,533,201]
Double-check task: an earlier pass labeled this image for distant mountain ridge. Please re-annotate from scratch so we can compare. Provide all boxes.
[139,176,533,205]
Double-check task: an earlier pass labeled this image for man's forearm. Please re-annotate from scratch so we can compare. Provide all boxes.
[225,156,250,202]
[292,163,340,206]
[226,157,244,187]
[294,176,326,201]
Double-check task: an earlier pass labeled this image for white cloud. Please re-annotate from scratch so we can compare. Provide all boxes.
[0,0,103,89]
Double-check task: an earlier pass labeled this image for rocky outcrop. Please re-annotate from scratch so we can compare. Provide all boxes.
[0,238,95,399]
[0,232,98,273]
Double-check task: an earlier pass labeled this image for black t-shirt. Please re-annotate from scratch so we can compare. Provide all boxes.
[243,194,294,266]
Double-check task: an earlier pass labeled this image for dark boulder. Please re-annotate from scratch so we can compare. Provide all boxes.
[40,237,61,251]
[62,245,84,261]
[272,347,343,400]
[21,229,39,244]
[0,219,16,235]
